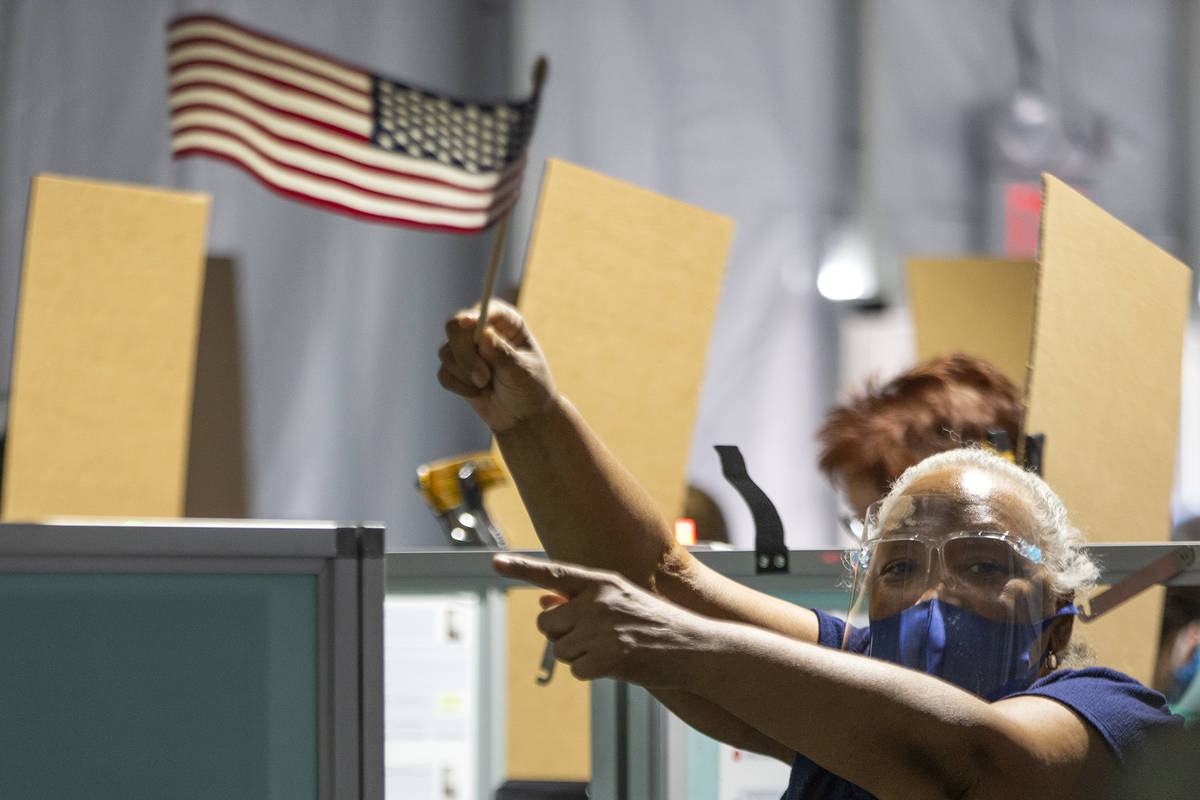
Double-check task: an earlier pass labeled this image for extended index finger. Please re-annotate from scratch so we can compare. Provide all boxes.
[492,554,598,597]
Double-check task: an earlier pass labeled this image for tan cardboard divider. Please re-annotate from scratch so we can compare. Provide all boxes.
[907,175,1191,684]
[2,174,228,520]
[907,258,1038,396]
[486,159,733,780]
[1026,175,1190,680]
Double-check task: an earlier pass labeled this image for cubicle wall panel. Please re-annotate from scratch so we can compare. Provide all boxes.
[0,572,319,800]
[0,520,383,800]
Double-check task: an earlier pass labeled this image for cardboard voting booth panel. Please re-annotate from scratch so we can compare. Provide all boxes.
[1026,176,1190,681]
[3,175,216,520]
[487,159,733,780]
[907,175,1191,684]
[907,258,1038,396]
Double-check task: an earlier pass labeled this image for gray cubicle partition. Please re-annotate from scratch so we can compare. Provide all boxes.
[0,519,382,800]
[385,542,1200,800]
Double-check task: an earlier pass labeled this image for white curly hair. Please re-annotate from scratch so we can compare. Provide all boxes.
[873,447,1100,599]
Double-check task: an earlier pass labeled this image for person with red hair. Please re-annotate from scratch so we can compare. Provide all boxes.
[817,353,1024,524]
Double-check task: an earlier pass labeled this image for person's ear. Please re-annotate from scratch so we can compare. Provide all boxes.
[1048,594,1075,655]
[1048,613,1074,656]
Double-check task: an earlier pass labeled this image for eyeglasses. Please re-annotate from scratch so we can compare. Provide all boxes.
[856,531,1043,595]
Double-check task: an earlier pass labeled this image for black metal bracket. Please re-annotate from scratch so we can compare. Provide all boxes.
[715,445,788,574]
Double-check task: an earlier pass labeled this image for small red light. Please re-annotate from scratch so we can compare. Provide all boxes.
[674,518,697,546]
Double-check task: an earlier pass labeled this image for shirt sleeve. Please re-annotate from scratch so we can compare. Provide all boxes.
[811,608,870,653]
[1014,667,1185,763]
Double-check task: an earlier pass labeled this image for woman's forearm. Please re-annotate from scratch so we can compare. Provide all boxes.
[495,394,821,641]
[494,394,679,588]
[650,687,794,764]
[675,619,1095,799]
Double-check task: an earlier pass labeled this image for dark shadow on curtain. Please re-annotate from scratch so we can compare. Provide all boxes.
[186,255,248,518]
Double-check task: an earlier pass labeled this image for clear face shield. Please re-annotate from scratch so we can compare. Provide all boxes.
[842,493,1073,700]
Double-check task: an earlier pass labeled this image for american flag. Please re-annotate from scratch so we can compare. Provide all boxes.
[166,15,543,232]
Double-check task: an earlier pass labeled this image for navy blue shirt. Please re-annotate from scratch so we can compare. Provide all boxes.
[780,610,1183,800]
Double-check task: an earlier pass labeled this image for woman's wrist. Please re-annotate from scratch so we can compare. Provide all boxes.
[492,390,568,438]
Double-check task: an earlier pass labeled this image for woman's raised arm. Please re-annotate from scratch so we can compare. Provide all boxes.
[437,301,818,640]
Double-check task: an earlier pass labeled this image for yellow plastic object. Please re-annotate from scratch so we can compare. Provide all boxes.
[415,452,506,515]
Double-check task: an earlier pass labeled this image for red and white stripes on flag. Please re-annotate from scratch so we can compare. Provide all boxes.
[166,15,542,232]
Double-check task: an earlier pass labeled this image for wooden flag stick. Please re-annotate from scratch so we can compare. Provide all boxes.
[473,56,546,344]
[473,213,510,343]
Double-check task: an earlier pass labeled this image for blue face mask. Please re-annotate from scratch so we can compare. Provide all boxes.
[868,598,1075,701]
